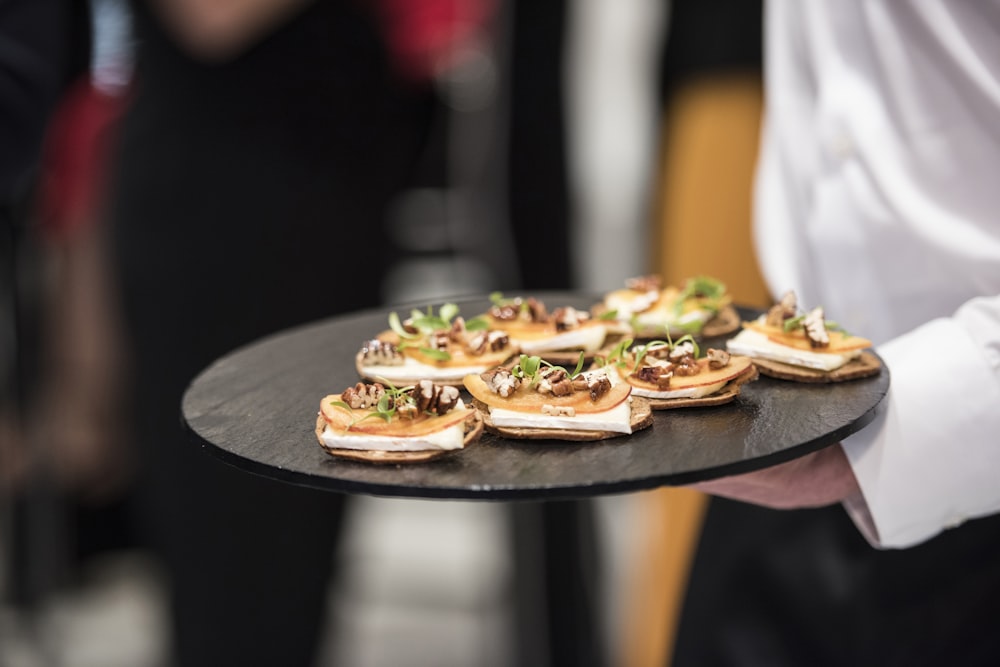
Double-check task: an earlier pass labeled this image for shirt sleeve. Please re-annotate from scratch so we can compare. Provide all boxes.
[841,295,1000,548]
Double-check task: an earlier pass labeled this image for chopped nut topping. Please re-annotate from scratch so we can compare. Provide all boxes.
[524,297,548,322]
[633,364,673,389]
[674,358,702,377]
[394,400,419,420]
[536,367,574,396]
[481,367,521,397]
[428,330,451,351]
[765,290,798,327]
[643,342,672,360]
[803,306,830,348]
[552,306,589,332]
[571,369,613,401]
[341,382,385,409]
[413,380,460,415]
[626,275,662,292]
[489,303,520,321]
[467,329,511,356]
[449,316,467,342]
[360,339,404,366]
[706,348,731,369]
[542,404,576,417]
[669,340,696,363]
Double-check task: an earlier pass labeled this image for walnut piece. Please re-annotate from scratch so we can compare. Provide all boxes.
[633,364,673,389]
[360,339,404,366]
[674,358,701,377]
[542,404,576,417]
[536,367,574,396]
[669,340,696,363]
[571,369,612,401]
[467,329,511,356]
[765,290,798,327]
[552,306,589,332]
[481,367,521,398]
[706,348,731,369]
[803,306,830,348]
[341,382,385,409]
[413,380,460,415]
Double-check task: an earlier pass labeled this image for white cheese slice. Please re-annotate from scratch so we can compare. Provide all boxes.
[634,307,710,331]
[319,400,470,452]
[515,326,607,354]
[726,328,860,371]
[488,398,633,434]
[361,357,491,382]
[605,290,659,317]
[630,379,728,400]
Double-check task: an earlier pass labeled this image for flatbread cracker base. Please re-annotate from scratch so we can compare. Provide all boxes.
[473,397,654,441]
[752,351,882,383]
[699,304,741,338]
[644,364,759,410]
[315,412,483,464]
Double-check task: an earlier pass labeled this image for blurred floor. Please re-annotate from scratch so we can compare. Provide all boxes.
[0,494,644,667]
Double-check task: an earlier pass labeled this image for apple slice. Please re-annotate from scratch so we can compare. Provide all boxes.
[743,321,871,353]
[614,355,755,391]
[320,394,475,437]
[463,374,632,414]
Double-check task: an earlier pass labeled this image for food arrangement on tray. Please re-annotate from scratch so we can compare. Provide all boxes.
[315,277,883,463]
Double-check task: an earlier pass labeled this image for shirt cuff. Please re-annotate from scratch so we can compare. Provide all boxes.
[840,311,1000,548]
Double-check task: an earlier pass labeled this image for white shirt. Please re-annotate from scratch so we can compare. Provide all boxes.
[756,0,1000,548]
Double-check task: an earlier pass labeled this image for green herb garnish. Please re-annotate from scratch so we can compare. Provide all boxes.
[672,275,727,317]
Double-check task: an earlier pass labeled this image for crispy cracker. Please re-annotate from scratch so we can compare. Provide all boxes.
[644,364,759,410]
[700,304,741,338]
[315,412,483,464]
[752,351,882,383]
[473,397,653,441]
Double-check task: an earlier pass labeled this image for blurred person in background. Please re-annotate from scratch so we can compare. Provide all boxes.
[1,0,88,494]
[102,1,474,664]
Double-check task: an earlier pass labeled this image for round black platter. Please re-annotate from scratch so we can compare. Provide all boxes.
[181,292,889,501]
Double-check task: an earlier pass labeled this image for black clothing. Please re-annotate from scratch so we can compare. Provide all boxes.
[107,2,430,665]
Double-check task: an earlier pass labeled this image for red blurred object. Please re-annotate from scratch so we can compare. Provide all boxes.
[373,0,498,82]
[35,76,129,240]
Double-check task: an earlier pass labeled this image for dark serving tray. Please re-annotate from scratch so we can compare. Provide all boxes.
[181,292,889,501]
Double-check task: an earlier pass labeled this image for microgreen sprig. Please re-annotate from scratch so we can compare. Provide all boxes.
[387,302,469,362]
[329,378,416,427]
[781,312,847,334]
[673,275,727,317]
[510,352,585,388]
